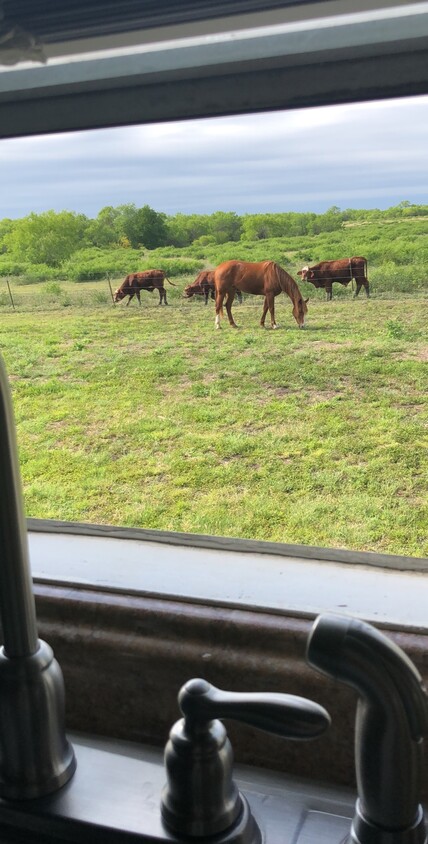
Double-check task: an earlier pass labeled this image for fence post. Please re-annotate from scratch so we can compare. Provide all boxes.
[6,279,15,310]
[107,275,115,305]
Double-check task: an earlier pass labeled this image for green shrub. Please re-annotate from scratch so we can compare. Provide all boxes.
[43,281,62,297]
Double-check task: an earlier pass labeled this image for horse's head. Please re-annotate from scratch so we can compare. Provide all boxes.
[292,296,309,328]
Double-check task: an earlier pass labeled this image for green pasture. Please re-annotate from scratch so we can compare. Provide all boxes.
[0,279,427,558]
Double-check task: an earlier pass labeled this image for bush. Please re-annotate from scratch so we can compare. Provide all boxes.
[61,248,202,281]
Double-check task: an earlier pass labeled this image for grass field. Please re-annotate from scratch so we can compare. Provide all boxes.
[0,278,427,558]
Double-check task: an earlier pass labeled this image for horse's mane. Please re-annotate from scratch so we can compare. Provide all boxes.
[268,262,304,303]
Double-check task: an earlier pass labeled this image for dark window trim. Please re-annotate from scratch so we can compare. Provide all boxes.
[3,0,343,44]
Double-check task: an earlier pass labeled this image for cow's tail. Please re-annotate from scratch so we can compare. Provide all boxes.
[350,256,368,278]
[349,259,355,292]
[165,275,177,286]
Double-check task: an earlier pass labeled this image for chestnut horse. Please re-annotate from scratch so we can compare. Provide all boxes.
[213,260,308,329]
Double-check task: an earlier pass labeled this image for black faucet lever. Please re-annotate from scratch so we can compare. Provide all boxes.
[161,678,330,842]
[307,613,428,844]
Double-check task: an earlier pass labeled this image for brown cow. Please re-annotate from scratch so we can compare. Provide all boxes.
[184,270,242,305]
[297,257,369,300]
[114,270,176,306]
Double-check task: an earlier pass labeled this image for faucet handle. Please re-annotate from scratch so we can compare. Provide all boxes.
[179,678,330,739]
[161,679,330,840]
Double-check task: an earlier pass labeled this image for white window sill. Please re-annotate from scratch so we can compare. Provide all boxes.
[28,519,428,632]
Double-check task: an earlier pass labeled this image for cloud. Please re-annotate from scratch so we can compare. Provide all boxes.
[0,95,427,218]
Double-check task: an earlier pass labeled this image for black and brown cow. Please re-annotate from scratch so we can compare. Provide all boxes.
[298,257,369,300]
[114,270,176,306]
[184,270,243,305]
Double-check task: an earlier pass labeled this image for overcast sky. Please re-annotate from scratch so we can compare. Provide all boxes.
[1,94,427,220]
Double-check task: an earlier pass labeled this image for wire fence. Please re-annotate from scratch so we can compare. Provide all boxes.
[0,275,196,313]
[1,272,426,312]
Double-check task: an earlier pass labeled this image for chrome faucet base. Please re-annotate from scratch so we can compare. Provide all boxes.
[0,736,355,844]
[0,640,76,800]
[351,802,427,844]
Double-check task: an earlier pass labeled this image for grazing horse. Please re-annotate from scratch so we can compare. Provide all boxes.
[213,260,308,329]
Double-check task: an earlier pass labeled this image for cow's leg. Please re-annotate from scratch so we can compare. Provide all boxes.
[163,287,168,305]
[215,291,226,329]
[363,279,370,298]
[136,290,141,306]
[325,283,332,301]
[126,293,135,306]
[354,281,362,298]
[260,297,269,327]
[225,290,237,328]
[204,290,209,305]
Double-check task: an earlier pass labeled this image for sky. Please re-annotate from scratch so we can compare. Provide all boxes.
[1,94,428,220]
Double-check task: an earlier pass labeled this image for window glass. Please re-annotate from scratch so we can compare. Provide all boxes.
[0,97,427,561]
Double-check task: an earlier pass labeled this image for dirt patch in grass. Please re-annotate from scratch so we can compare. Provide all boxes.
[307,389,342,402]
[308,341,353,350]
[393,346,428,362]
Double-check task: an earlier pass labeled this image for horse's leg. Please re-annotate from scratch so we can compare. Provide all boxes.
[260,296,269,327]
[225,290,237,328]
[215,291,226,329]
[266,293,277,328]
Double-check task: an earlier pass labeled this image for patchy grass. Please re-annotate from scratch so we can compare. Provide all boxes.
[0,283,427,558]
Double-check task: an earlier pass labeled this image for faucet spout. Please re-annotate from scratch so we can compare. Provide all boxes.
[0,354,76,798]
[0,356,39,657]
[307,613,428,844]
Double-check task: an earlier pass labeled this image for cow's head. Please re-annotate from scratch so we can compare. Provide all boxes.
[292,296,309,329]
[183,285,196,298]
[113,288,126,302]
[297,266,309,280]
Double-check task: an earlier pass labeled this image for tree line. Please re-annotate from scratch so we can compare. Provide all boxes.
[0,202,426,269]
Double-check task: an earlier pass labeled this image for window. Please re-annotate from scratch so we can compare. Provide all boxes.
[1,0,427,626]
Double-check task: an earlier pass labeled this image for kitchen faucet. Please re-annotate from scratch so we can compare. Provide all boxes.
[307,613,428,844]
